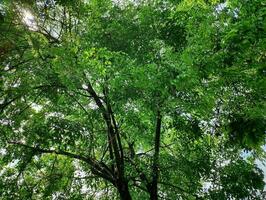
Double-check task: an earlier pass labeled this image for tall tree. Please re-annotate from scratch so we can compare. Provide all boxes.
[0,0,265,199]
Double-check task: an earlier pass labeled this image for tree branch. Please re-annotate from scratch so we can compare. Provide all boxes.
[158,182,198,198]
[8,141,115,184]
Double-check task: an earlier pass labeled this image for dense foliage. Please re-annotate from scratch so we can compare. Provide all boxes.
[0,0,265,199]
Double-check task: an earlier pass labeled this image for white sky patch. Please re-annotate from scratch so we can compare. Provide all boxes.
[88,101,98,110]
[256,159,266,184]
[20,8,38,31]
[46,112,65,118]
[4,63,10,71]
[215,2,227,13]
[12,79,21,88]
[180,112,192,120]
[31,103,43,112]
[7,159,20,168]
[241,145,266,189]
[0,148,7,156]
[220,159,230,167]
[82,84,88,90]
[0,119,13,126]
[52,192,65,200]
[125,102,139,112]
[257,145,266,186]
[203,181,212,192]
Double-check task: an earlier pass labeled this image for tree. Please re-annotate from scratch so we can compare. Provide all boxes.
[0,0,265,199]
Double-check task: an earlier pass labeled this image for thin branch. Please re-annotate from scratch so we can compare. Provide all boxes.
[64,90,90,116]
[158,182,198,198]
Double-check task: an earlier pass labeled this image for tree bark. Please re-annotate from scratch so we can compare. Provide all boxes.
[149,111,162,200]
[117,180,132,200]
[86,82,131,199]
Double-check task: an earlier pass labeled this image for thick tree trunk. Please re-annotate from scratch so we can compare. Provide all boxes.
[118,181,132,200]
[149,186,158,200]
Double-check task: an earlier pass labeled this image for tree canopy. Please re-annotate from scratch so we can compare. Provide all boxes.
[0,0,265,199]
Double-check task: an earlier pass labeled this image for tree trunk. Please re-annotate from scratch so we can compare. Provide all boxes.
[118,181,132,200]
[149,185,158,200]
[149,111,162,200]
